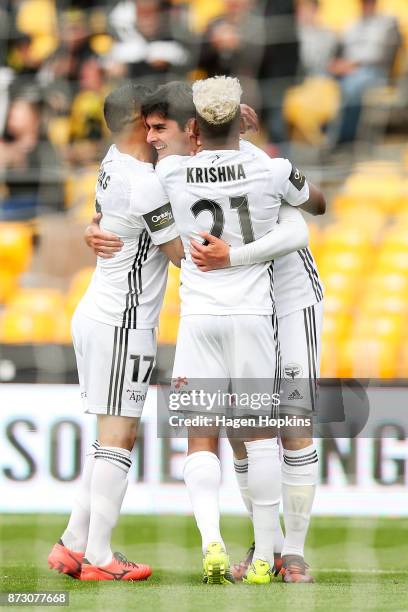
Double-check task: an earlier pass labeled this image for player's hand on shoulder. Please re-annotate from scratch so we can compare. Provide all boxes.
[84,213,123,258]
[190,232,230,271]
[239,104,259,134]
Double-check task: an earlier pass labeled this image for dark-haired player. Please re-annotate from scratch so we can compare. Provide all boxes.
[48,83,183,581]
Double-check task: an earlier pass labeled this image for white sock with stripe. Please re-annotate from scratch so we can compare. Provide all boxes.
[244,439,281,566]
[61,440,99,552]
[85,446,131,566]
[233,457,253,517]
[234,450,285,555]
[281,444,318,558]
[183,451,225,553]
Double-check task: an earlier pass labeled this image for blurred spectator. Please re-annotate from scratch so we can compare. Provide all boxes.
[296,0,338,76]
[258,0,300,153]
[329,0,402,144]
[0,96,64,220]
[107,0,189,88]
[197,0,264,81]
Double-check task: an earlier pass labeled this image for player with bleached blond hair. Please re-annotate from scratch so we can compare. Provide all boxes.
[153,75,323,584]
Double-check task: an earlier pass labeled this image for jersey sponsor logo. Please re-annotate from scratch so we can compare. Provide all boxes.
[186,163,246,184]
[284,363,303,382]
[289,166,306,191]
[126,389,147,403]
[143,203,174,232]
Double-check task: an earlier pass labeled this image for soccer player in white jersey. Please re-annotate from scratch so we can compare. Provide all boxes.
[86,79,325,583]
[152,76,324,585]
[48,84,183,581]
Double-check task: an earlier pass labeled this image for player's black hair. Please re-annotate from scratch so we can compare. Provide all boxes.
[103,83,152,133]
[196,109,241,143]
[141,81,195,130]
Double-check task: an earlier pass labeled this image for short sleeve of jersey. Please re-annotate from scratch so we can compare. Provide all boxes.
[130,171,179,246]
[271,158,310,207]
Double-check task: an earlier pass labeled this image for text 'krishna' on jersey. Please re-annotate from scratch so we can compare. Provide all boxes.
[77,145,179,329]
[156,147,308,316]
[239,139,324,318]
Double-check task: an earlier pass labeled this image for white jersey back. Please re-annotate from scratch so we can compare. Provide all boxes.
[77,145,179,329]
[240,140,324,318]
[156,147,308,316]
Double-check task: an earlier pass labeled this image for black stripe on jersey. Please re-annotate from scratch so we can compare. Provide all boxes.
[303,306,317,411]
[132,233,151,328]
[123,233,144,329]
[107,327,119,415]
[298,248,323,302]
[267,262,274,309]
[304,248,324,300]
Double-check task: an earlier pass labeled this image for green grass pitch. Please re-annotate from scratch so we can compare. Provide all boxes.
[1,514,407,611]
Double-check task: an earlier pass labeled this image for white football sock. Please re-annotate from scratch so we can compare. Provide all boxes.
[281,443,318,558]
[234,451,285,554]
[61,440,99,552]
[233,456,252,518]
[183,451,224,553]
[85,446,131,566]
[245,439,281,566]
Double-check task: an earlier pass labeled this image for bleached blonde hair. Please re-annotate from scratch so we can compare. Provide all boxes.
[192,76,242,125]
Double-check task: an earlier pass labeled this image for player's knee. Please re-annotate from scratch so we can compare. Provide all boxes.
[281,436,313,451]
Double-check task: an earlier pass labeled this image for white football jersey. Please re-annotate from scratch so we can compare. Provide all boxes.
[77,145,179,329]
[240,140,324,318]
[156,147,308,316]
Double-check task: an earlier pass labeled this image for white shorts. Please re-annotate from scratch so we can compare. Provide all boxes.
[171,314,281,416]
[278,301,323,414]
[72,310,156,418]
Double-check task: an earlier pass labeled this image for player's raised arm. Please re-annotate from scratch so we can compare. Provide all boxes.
[190,204,309,271]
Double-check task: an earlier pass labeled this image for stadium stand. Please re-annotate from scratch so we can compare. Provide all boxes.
[0,0,407,380]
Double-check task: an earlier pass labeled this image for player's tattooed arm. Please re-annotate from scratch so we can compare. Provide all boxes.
[159,237,185,268]
[300,183,326,216]
[190,204,309,271]
[84,213,123,258]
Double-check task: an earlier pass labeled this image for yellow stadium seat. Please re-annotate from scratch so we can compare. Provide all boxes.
[323,293,353,315]
[0,223,33,275]
[317,0,359,32]
[338,337,399,378]
[381,228,408,252]
[0,271,19,304]
[65,168,98,211]
[353,313,404,342]
[376,250,408,275]
[332,201,386,237]
[284,77,340,144]
[359,294,407,316]
[17,0,57,37]
[66,267,94,316]
[163,264,181,306]
[188,0,225,32]
[0,307,60,343]
[158,312,180,344]
[320,271,357,300]
[48,116,71,147]
[9,288,65,315]
[320,337,341,377]
[322,313,352,341]
[318,250,368,279]
[364,272,408,297]
[320,224,372,252]
[343,172,405,213]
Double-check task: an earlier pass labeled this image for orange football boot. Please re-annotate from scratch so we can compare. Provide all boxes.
[48,540,84,579]
[80,552,152,581]
[282,555,314,583]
